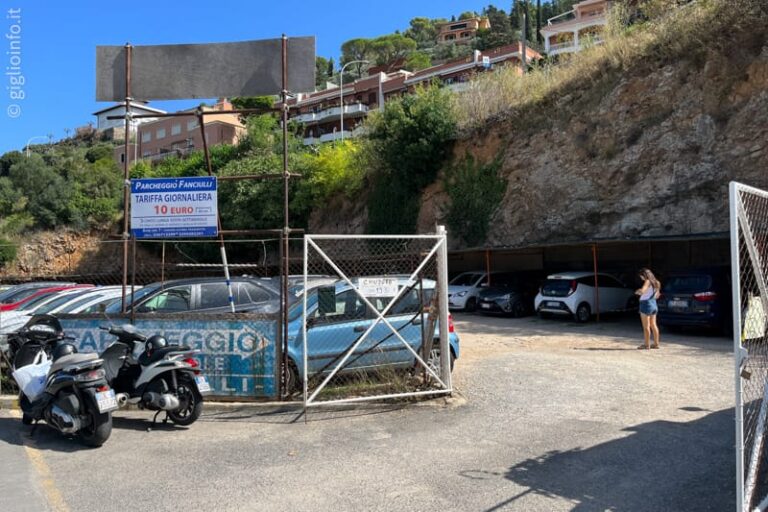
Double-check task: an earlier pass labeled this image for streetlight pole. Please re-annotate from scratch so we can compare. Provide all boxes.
[24,135,49,157]
[339,59,369,142]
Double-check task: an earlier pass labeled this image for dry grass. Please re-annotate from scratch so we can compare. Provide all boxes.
[453,0,765,132]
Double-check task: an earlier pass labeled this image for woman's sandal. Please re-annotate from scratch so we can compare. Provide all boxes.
[637,345,650,350]
[651,344,660,349]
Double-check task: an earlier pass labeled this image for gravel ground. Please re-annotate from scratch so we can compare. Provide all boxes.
[0,313,735,511]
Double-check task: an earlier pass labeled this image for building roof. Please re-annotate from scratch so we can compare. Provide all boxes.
[92,101,167,116]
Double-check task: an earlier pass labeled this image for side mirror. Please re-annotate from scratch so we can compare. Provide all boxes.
[98,303,107,313]
[306,317,316,329]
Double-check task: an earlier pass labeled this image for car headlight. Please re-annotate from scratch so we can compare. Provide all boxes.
[456,291,467,297]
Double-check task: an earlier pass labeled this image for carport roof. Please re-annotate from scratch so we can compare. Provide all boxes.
[450,231,729,254]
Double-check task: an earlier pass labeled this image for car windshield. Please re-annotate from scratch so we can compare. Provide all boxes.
[450,273,482,286]
[0,287,53,305]
[104,284,161,313]
[17,291,62,311]
[35,290,95,314]
[663,275,712,293]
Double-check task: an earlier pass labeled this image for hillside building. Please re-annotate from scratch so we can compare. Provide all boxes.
[436,17,491,44]
[285,43,541,145]
[540,0,610,56]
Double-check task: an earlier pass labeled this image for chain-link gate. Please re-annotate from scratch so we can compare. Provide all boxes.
[732,182,768,511]
[300,228,454,407]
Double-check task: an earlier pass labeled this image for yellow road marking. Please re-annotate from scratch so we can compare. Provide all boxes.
[9,409,70,512]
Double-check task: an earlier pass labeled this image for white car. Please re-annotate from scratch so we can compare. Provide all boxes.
[534,271,636,322]
[448,271,490,311]
[0,286,127,338]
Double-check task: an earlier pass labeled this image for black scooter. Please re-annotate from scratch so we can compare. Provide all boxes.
[13,322,117,447]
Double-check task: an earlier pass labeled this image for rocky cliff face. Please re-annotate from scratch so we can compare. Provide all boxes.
[313,17,768,250]
[424,28,768,249]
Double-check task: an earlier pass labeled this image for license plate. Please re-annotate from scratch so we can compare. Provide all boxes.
[95,389,118,413]
[195,376,212,394]
[669,300,688,308]
[547,301,560,307]
[481,303,491,309]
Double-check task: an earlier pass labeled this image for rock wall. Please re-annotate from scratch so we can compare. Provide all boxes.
[438,31,768,249]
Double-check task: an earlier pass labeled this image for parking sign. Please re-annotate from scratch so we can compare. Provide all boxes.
[130,177,218,239]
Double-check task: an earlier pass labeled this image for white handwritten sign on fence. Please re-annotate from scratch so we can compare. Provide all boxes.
[358,277,399,298]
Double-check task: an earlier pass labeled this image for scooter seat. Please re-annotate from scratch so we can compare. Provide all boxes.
[138,345,191,366]
[49,353,98,375]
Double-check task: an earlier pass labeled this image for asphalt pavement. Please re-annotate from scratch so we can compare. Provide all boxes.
[0,314,735,511]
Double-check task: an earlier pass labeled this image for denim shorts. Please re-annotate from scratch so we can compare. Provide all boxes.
[639,299,658,316]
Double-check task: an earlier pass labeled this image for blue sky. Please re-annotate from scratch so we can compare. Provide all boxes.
[0,0,494,154]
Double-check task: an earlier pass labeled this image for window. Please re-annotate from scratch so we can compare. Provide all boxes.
[156,128,166,139]
[171,123,181,135]
[141,131,151,142]
[137,286,192,313]
[236,283,273,305]
[199,284,231,309]
[597,275,621,288]
[311,289,366,323]
[119,153,125,163]
[143,150,151,157]
[187,120,198,131]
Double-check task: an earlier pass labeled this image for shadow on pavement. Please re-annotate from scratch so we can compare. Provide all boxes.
[199,403,407,425]
[465,407,735,511]
[0,416,97,452]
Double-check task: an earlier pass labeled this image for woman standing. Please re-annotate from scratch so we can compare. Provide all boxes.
[636,268,661,349]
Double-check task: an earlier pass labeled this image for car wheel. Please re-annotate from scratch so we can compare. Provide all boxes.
[282,360,300,397]
[510,301,527,318]
[465,297,477,312]
[426,345,455,375]
[575,303,591,323]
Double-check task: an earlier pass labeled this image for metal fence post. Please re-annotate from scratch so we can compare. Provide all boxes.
[731,182,745,512]
[437,225,452,391]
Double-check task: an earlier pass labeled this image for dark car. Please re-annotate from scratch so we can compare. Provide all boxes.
[477,272,544,317]
[105,277,280,315]
[657,268,731,333]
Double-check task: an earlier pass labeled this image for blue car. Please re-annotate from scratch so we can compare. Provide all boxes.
[283,278,460,393]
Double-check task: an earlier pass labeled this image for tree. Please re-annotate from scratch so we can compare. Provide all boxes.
[536,0,543,43]
[459,11,478,20]
[369,34,417,66]
[484,5,512,34]
[340,38,373,77]
[315,56,330,88]
[327,57,334,78]
[8,154,71,229]
[404,51,432,71]
[366,85,457,233]
[0,151,22,177]
[404,17,441,47]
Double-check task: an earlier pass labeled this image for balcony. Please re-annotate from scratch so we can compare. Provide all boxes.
[293,104,369,125]
[548,36,605,56]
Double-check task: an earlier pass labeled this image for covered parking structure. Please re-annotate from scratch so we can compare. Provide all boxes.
[448,232,730,292]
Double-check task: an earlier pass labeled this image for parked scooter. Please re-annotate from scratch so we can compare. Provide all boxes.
[99,324,210,427]
[12,331,117,447]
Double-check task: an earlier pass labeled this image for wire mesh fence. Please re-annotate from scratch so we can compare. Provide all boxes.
[300,232,453,406]
[0,237,307,397]
[732,182,768,511]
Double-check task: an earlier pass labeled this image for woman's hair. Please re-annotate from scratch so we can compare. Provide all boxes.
[639,268,661,291]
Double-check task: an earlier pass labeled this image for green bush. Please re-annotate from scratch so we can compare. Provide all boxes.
[445,154,505,247]
[0,238,17,267]
[366,84,456,233]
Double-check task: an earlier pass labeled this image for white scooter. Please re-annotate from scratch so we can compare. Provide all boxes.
[98,324,211,428]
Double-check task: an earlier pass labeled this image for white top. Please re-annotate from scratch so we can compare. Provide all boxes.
[640,284,655,301]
